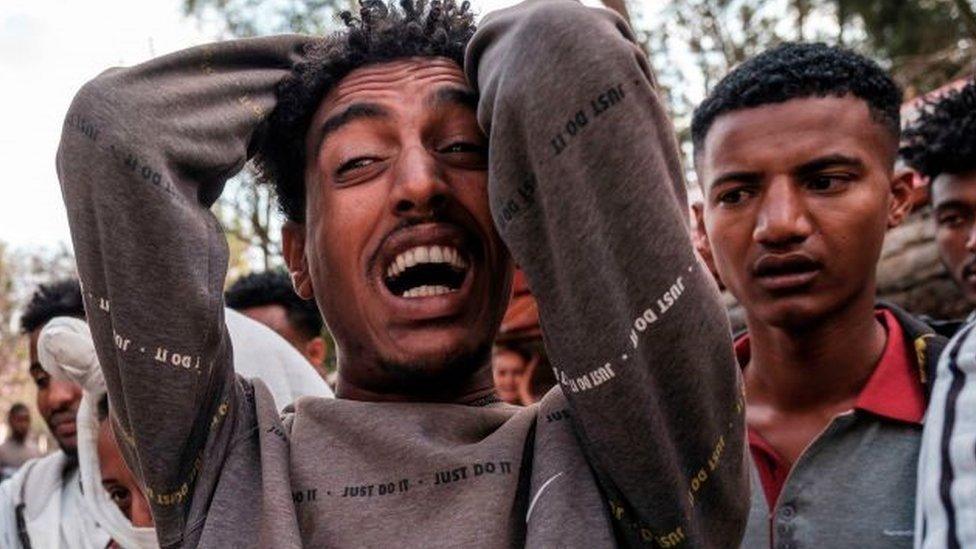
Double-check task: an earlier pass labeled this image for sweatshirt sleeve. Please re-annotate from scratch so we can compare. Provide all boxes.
[55,35,309,547]
[465,1,749,546]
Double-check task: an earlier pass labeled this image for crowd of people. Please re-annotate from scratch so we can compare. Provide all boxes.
[0,0,973,547]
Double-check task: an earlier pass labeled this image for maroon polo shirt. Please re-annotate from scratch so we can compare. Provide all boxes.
[735,308,927,508]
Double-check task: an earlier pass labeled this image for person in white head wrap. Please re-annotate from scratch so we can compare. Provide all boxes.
[38,316,158,549]
[37,310,333,548]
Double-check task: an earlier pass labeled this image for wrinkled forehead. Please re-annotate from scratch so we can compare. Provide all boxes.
[331,57,467,105]
[308,57,472,132]
[700,96,895,184]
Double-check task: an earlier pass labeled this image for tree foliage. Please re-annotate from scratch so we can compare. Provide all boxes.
[184,0,347,37]
[636,0,975,181]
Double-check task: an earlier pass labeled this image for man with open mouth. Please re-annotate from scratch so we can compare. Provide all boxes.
[901,77,976,549]
[55,0,749,546]
[692,43,950,548]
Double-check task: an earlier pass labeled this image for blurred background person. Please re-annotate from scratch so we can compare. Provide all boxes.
[493,271,555,405]
[226,269,331,381]
[38,316,159,548]
[902,77,976,337]
[491,345,528,405]
[0,403,42,480]
[0,279,109,548]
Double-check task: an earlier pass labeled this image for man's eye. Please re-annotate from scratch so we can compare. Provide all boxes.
[109,486,132,509]
[717,188,753,205]
[938,213,967,228]
[440,142,486,155]
[806,174,849,192]
[336,157,377,175]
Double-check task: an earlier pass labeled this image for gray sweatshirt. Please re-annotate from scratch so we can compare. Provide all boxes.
[55,1,749,547]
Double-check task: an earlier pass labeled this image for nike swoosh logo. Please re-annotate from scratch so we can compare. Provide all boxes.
[526,472,565,523]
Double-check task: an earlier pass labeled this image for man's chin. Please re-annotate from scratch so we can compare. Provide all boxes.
[58,440,79,459]
[749,294,837,331]
[377,341,492,396]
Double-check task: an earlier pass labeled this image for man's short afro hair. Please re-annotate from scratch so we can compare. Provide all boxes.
[692,42,903,156]
[254,0,476,223]
[901,78,976,180]
[20,278,85,334]
[225,270,324,340]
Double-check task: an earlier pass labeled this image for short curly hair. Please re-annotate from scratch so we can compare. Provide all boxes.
[20,278,85,334]
[225,270,324,340]
[901,78,976,180]
[692,42,903,158]
[254,0,476,223]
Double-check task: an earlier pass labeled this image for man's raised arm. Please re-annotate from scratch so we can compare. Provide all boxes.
[55,36,307,546]
[466,1,749,546]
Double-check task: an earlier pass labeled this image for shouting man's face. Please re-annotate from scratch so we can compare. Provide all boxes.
[697,96,912,329]
[28,326,83,454]
[285,58,513,399]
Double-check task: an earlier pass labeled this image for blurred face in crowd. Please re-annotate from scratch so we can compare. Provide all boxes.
[240,304,327,367]
[492,348,527,404]
[28,326,83,454]
[7,408,30,440]
[97,419,153,528]
[284,58,513,398]
[931,171,976,306]
[697,96,913,329]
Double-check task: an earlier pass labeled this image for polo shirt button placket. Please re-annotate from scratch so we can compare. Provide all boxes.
[775,504,797,549]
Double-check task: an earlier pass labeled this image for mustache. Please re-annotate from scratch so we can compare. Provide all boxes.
[963,258,976,278]
[48,409,76,427]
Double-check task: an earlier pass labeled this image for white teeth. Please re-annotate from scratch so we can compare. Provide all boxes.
[386,245,468,280]
[402,285,454,298]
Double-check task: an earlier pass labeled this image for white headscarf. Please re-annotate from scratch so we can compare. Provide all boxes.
[38,316,159,549]
[38,311,334,548]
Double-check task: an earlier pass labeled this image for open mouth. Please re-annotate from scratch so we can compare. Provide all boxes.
[383,244,470,299]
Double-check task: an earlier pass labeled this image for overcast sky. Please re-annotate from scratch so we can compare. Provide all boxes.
[0,0,632,253]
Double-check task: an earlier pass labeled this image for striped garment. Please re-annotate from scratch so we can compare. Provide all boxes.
[916,312,976,548]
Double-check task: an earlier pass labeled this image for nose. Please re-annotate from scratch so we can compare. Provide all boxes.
[130,487,155,528]
[966,221,976,254]
[390,146,450,218]
[753,179,813,249]
[47,378,81,412]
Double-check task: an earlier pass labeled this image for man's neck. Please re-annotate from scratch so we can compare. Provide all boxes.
[335,364,497,405]
[743,295,887,413]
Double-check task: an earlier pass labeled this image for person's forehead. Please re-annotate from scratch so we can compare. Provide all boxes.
[701,96,889,175]
[931,171,976,207]
[241,304,289,327]
[27,329,40,361]
[317,57,468,116]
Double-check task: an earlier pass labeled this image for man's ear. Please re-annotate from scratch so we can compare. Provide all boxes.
[282,221,314,300]
[691,202,723,289]
[888,168,916,229]
[304,336,328,368]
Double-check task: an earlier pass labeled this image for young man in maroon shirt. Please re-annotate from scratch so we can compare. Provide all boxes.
[693,43,949,547]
